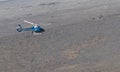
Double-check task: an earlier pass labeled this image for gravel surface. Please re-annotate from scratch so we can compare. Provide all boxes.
[1,0,120,72]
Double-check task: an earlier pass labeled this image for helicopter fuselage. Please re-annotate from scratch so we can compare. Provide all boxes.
[16,24,45,33]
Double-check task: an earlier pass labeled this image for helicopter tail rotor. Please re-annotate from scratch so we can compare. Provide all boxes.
[16,24,23,32]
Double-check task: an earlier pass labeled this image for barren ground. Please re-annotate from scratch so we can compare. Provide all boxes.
[1,0,120,72]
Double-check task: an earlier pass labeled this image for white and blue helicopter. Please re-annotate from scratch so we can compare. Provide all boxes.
[16,20,45,35]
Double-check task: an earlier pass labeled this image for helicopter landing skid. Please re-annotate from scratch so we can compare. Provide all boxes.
[33,32,42,35]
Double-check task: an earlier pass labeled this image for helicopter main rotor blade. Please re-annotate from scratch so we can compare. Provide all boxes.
[24,20,36,25]
[24,20,52,26]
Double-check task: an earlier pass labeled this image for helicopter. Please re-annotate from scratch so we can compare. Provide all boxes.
[16,20,45,35]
